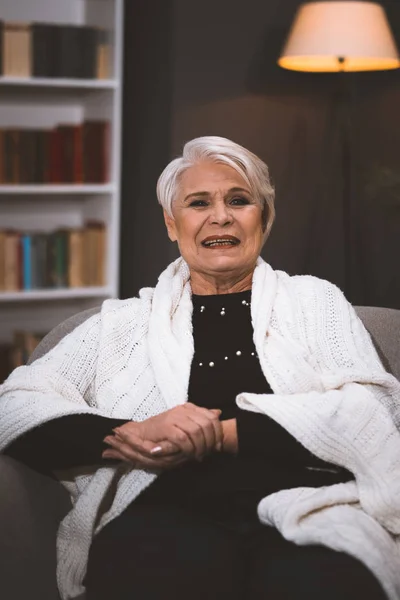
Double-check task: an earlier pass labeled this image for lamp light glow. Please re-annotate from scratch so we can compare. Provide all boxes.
[278,1,400,72]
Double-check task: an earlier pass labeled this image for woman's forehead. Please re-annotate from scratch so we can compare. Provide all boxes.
[178,161,249,194]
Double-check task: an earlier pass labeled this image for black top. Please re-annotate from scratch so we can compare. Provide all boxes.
[5,290,353,509]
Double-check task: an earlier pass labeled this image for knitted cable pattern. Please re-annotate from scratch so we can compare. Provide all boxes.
[0,257,399,599]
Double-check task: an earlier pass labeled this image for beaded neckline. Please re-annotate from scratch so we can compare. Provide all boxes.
[191,289,256,368]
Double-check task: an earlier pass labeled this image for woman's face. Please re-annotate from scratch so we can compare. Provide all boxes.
[164,161,264,283]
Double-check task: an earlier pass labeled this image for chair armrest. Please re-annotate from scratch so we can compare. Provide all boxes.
[0,455,72,600]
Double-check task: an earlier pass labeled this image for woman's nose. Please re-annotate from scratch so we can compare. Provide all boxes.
[210,203,232,225]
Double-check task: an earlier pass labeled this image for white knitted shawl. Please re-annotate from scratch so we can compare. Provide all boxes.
[1,257,400,600]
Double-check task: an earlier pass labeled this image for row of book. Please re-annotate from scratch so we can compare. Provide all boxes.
[0,330,45,383]
[0,21,111,79]
[0,121,109,184]
[0,222,107,292]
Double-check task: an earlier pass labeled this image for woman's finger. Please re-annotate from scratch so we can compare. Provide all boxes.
[102,449,125,461]
[189,406,224,450]
[111,429,181,458]
[103,440,188,471]
[174,415,208,460]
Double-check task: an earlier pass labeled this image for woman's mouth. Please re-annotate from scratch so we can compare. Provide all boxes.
[201,235,240,248]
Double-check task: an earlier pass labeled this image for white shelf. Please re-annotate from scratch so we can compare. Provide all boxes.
[0,77,118,90]
[0,184,116,195]
[0,287,113,302]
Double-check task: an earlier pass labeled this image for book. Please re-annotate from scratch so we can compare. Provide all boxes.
[83,221,106,286]
[3,22,14,76]
[0,21,3,77]
[3,129,21,184]
[83,121,110,183]
[46,229,69,288]
[17,23,32,77]
[33,232,48,288]
[0,129,4,183]
[3,22,31,77]
[79,26,98,79]
[49,127,63,183]
[57,24,81,79]
[68,228,84,287]
[0,230,6,291]
[32,22,58,77]
[21,233,32,290]
[19,129,36,183]
[4,230,20,291]
[57,124,83,183]
[58,124,74,182]
[96,29,111,79]
[32,129,50,184]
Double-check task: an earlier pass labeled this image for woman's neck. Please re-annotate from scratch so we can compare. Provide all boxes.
[190,268,254,295]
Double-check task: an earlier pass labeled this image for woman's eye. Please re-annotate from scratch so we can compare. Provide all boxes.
[189,200,208,207]
[230,196,249,206]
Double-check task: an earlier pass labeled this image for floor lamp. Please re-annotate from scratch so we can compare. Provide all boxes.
[277,1,400,300]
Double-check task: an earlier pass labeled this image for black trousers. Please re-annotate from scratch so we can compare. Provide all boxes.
[85,500,387,600]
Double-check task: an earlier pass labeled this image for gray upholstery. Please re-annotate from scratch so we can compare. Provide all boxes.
[1,304,399,600]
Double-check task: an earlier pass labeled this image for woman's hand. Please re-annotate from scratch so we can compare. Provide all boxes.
[102,403,223,470]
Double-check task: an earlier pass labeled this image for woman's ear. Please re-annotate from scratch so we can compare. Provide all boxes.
[261,203,268,233]
[163,210,178,242]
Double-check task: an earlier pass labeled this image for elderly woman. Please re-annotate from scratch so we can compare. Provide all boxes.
[1,137,399,600]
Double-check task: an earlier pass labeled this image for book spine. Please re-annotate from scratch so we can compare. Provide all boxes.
[19,24,31,77]
[96,29,110,79]
[18,130,29,183]
[0,129,4,184]
[22,233,32,290]
[0,230,5,291]
[4,231,20,291]
[3,24,13,76]
[68,229,84,287]
[96,224,106,286]
[54,229,68,287]
[72,124,83,183]
[46,232,57,288]
[82,121,110,183]
[57,25,80,78]
[49,127,62,183]
[0,21,3,77]
[80,26,97,78]
[35,233,47,288]
[32,23,56,77]
[58,125,74,183]
[30,233,39,289]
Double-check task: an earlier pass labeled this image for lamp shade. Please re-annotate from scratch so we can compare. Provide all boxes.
[278,1,400,72]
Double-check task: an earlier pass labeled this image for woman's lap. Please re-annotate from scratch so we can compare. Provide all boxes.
[85,502,387,600]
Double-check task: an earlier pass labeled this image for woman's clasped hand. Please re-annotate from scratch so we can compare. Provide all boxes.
[102,402,224,470]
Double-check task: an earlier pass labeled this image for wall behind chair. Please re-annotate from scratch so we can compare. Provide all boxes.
[120,0,400,309]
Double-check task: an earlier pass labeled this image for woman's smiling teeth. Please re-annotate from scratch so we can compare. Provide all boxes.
[201,236,240,248]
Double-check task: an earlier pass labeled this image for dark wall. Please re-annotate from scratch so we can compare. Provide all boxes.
[120,0,400,308]
[119,0,177,298]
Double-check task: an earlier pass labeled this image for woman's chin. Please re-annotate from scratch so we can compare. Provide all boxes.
[200,253,246,272]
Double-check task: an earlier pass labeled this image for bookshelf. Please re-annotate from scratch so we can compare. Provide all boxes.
[0,0,123,360]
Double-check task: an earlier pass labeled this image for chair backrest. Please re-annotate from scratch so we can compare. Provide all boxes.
[29,305,400,381]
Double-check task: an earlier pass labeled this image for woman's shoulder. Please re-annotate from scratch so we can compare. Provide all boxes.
[276,269,345,302]
[98,286,155,327]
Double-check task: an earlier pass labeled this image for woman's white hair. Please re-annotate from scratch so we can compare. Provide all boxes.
[156,136,276,239]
